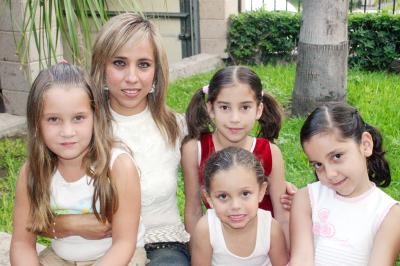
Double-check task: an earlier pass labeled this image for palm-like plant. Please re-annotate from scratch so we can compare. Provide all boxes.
[6,0,141,67]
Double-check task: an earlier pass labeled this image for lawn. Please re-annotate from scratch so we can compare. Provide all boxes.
[1,64,399,262]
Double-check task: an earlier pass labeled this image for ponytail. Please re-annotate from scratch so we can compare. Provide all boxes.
[365,124,391,187]
[184,88,213,143]
[257,91,283,142]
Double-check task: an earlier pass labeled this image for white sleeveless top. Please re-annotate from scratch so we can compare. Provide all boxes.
[308,181,398,266]
[50,148,145,261]
[208,209,272,266]
[111,107,190,244]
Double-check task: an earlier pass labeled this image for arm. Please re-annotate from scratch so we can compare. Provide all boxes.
[268,218,289,266]
[10,163,40,266]
[40,213,111,239]
[368,204,400,266]
[289,188,314,266]
[96,154,141,266]
[182,139,203,238]
[267,144,290,248]
[191,215,212,266]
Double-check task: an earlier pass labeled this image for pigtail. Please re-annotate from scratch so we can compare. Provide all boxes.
[184,88,212,143]
[365,124,391,187]
[257,91,283,142]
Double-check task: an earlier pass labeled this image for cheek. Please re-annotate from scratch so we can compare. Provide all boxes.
[105,67,123,88]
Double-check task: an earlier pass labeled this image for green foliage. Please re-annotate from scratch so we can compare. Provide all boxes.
[228,11,400,71]
[348,13,400,70]
[227,11,301,64]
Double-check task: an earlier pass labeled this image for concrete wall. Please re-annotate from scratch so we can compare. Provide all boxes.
[199,0,239,58]
[0,0,62,115]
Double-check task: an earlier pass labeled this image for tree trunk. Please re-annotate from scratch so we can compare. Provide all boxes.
[291,0,349,116]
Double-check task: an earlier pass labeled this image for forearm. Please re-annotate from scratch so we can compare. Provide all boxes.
[95,240,135,266]
[10,242,40,266]
[184,204,203,237]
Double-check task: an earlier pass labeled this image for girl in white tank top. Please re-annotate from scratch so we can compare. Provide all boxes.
[191,147,289,266]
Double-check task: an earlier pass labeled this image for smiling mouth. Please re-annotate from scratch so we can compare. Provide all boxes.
[228,128,243,133]
[332,178,347,186]
[122,89,140,97]
[228,214,246,222]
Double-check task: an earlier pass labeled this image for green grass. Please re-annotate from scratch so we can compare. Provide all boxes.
[1,64,400,263]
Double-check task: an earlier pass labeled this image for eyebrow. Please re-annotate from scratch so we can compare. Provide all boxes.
[112,56,154,61]
[215,101,254,104]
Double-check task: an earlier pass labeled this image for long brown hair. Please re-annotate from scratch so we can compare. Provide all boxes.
[91,12,180,146]
[26,63,117,233]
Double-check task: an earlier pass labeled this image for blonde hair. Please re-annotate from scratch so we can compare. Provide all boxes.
[91,12,180,146]
[26,63,117,233]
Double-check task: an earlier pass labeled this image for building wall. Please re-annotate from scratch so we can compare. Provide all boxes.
[199,0,239,57]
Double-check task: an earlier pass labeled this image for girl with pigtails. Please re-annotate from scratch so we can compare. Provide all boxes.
[181,66,292,247]
[290,102,400,266]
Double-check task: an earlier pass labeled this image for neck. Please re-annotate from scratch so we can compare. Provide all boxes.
[212,131,253,151]
[57,155,86,182]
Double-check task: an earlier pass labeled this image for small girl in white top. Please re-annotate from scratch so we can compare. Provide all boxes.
[290,102,400,266]
[10,63,145,266]
[191,146,289,266]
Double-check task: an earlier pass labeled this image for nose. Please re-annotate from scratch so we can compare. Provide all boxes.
[125,65,138,83]
[230,109,240,123]
[60,122,75,138]
[324,164,338,181]
[230,197,241,210]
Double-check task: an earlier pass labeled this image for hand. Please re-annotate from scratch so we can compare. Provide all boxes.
[280,181,298,211]
[54,214,112,240]
[75,214,112,240]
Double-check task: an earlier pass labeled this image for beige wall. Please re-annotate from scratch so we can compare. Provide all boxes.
[199,0,239,57]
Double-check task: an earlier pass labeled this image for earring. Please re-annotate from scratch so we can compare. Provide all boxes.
[149,84,155,93]
[104,85,109,91]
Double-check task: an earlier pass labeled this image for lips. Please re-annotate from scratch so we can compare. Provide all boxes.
[331,178,347,186]
[60,141,77,148]
[228,214,246,222]
[122,88,140,97]
[228,127,243,134]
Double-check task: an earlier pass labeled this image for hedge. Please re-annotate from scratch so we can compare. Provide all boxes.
[227,11,400,71]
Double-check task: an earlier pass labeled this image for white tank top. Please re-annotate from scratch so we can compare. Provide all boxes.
[308,182,398,266]
[208,209,272,266]
[50,148,145,261]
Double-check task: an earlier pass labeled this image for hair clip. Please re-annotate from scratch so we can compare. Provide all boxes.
[58,58,68,64]
[202,85,209,94]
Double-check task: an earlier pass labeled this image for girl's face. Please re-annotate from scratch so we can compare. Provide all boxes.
[206,164,267,231]
[105,36,156,116]
[40,86,94,164]
[207,83,263,146]
[303,131,373,198]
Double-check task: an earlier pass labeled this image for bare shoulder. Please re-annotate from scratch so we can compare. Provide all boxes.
[269,142,283,157]
[16,162,29,185]
[181,138,199,164]
[110,153,139,183]
[182,138,198,153]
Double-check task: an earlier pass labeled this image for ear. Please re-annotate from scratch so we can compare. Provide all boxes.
[202,188,214,208]
[258,181,268,203]
[361,131,373,157]
[256,102,263,120]
[206,101,215,120]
